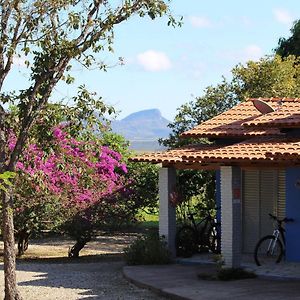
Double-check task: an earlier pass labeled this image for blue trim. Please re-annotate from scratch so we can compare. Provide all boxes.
[216,169,221,222]
[215,170,221,240]
[285,168,300,262]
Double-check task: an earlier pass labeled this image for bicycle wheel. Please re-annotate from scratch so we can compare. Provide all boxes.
[176,226,197,257]
[254,235,283,266]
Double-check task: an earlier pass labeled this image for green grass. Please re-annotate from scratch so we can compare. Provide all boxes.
[137,211,159,230]
[140,211,159,222]
[141,220,158,228]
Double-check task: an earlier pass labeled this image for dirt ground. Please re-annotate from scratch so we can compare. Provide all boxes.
[0,232,167,300]
[20,232,140,259]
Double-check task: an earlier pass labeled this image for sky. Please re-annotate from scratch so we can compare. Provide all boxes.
[4,0,300,121]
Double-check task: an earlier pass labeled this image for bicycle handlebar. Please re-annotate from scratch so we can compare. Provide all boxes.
[187,206,220,220]
[268,213,294,223]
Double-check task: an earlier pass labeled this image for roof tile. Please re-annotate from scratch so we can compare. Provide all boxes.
[130,144,223,164]
[131,98,300,166]
[181,98,282,138]
[243,99,300,128]
[131,137,300,165]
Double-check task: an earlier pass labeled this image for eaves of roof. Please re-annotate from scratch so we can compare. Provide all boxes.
[129,136,300,166]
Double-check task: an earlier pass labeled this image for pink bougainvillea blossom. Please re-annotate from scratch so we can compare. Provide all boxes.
[14,126,128,207]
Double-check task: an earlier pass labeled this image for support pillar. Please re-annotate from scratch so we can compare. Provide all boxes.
[220,166,242,268]
[159,167,176,257]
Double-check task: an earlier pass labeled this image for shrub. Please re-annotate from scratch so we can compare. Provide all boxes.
[124,232,172,265]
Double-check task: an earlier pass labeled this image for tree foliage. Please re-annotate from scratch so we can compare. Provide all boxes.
[0,1,179,298]
[160,78,238,148]
[276,19,300,57]
[13,125,128,256]
[231,55,300,98]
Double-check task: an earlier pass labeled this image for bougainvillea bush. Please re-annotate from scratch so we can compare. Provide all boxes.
[11,126,130,257]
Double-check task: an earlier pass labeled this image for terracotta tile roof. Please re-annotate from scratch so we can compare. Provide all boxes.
[130,144,223,164]
[243,98,300,128]
[265,139,300,160]
[181,98,283,138]
[130,137,300,165]
[131,97,300,167]
[182,136,300,163]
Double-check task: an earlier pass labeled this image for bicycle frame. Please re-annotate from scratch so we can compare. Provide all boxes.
[187,212,219,247]
[268,229,279,255]
[267,220,286,254]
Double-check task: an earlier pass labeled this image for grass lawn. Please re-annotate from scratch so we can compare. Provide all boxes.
[138,211,159,230]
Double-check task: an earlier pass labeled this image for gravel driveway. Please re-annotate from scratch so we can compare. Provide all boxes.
[0,234,167,299]
[0,260,166,299]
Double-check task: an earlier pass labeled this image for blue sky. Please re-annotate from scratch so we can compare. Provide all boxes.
[5,0,300,121]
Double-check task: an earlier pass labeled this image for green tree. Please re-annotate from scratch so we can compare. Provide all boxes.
[11,91,116,257]
[0,1,179,298]
[162,55,300,150]
[160,78,238,148]
[231,55,300,98]
[162,54,300,217]
[276,19,300,57]
[126,162,159,214]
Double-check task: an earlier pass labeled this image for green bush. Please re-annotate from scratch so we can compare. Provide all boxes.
[124,233,172,265]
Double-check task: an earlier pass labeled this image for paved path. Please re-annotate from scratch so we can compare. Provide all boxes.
[123,263,300,300]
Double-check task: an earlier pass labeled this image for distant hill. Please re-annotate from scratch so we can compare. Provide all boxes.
[111,109,171,151]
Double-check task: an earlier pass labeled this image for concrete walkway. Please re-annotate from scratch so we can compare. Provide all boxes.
[178,253,300,280]
[123,257,300,300]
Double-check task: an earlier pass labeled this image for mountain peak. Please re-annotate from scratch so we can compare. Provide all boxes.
[122,109,162,122]
[112,109,171,143]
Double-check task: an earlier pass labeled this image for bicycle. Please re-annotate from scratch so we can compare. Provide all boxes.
[175,207,220,257]
[254,213,294,266]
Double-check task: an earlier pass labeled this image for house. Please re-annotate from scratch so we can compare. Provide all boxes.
[130,97,300,268]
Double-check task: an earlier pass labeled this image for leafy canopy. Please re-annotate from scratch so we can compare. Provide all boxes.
[276,19,300,57]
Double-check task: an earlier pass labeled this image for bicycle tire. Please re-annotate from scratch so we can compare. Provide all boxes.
[175,226,197,257]
[254,235,283,266]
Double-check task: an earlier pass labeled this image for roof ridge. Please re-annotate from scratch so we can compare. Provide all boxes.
[247,97,300,102]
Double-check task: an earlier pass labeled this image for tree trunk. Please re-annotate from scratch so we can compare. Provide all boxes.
[68,239,87,258]
[2,190,22,300]
[17,229,30,257]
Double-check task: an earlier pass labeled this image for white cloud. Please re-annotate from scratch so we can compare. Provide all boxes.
[243,45,263,61]
[188,16,212,28]
[273,8,294,25]
[137,50,172,72]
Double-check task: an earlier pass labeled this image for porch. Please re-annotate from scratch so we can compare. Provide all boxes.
[177,252,300,280]
[130,98,300,269]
